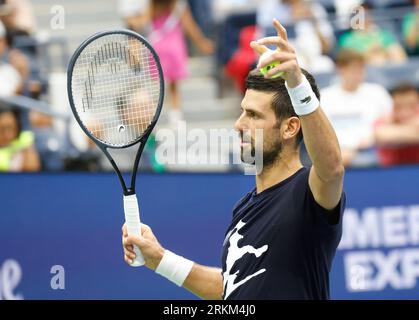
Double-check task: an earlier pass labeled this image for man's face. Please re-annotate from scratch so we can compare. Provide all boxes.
[234,89,283,168]
[393,91,419,123]
[338,61,365,90]
[0,111,19,147]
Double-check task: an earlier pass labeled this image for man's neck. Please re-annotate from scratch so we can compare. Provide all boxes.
[341,82,360,93]
[255,152,303,194]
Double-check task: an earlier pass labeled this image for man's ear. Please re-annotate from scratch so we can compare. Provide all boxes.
[282,117,301,142]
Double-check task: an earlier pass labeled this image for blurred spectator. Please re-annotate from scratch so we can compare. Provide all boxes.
[118,0,150,35]
[150,0,214,125]
[0,19,41,130]
[321,49,393,167]
[218,12,256,67]
[120,0,214,124]
[0,0,36,40]
[334,0,363,29]
[216,8,256,94]
[257,0,335,73]
[225,24,258,93]
[212,0,260,23]
[375,83,419,166]
[187,0,213,37]
[339,2,407,65]
[257,0,292,28]
[402,0,419,55]
[0,20,22,96]
[0,106,40,172]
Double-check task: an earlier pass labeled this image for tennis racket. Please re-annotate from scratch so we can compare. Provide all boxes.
[67,30,164,267]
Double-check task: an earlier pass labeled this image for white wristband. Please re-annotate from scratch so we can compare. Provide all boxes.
[285,76,319,116]
[155,250,194,287]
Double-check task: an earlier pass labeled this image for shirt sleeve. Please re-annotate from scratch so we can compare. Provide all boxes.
[375,85,393,118]
[402,13,414,39]
[381,30,397,49]
[300,169,346,235]
[0,64,22,96]
[338,31,354,49]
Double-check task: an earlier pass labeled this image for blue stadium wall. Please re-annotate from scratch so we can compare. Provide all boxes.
[1,167,419,300]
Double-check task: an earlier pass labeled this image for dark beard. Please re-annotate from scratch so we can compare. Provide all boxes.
[241,138,283,169]
[261,139,283,169]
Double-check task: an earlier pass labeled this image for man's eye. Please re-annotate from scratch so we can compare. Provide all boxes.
[248,111,257,118]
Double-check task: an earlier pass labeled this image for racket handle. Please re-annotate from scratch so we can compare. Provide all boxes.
[123,194,146,267]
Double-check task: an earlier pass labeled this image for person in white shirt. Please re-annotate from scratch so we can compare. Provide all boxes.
[256,0,335,73]
[0,0,37,35]
[0,20,21,96]
[321,49,392,167]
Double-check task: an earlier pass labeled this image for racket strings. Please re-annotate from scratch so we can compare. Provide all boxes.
[71,33,161,147]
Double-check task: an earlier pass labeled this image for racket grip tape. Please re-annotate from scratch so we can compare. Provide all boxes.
[123,194,146,267]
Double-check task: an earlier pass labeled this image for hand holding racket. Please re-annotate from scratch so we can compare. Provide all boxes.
[67,30,164,267]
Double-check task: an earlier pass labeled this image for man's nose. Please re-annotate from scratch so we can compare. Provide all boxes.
[234,113,246,132]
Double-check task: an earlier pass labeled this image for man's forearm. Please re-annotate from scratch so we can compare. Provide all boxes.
[123,229,224,300]
[376,124,419,146]
[300,107,344,180]
[183,264,224,300]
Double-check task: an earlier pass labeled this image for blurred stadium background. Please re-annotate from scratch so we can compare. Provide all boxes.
[0,0,419,300]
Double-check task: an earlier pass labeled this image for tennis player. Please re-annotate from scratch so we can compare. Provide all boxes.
[122,19,346,300]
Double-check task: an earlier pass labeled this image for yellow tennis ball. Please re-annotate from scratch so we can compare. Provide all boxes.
[259,51,283,79]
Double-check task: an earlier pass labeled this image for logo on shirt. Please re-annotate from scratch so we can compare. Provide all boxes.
[223,220,269,299]
[300,96,312,104]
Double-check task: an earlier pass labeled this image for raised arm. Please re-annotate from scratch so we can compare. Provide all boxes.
[122,224,223,300]
[251,19,344,211]
[300,107,344,210]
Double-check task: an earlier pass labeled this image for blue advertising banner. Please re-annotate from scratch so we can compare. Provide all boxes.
[331,166,419,300]
[0,167,418,300]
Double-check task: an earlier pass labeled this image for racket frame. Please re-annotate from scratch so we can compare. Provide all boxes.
[67,29,165,196]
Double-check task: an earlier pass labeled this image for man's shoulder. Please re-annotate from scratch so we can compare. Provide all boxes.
[271,167,311,196]
[232,189,254,212]
[233,168,310,209]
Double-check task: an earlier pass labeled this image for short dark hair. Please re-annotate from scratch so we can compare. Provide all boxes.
[245,68,320,147]
[390,82,418,97]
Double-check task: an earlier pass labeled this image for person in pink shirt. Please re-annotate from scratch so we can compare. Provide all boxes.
[150,0,214,124]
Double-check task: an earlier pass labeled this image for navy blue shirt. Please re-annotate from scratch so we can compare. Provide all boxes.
[221,167,346,300]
